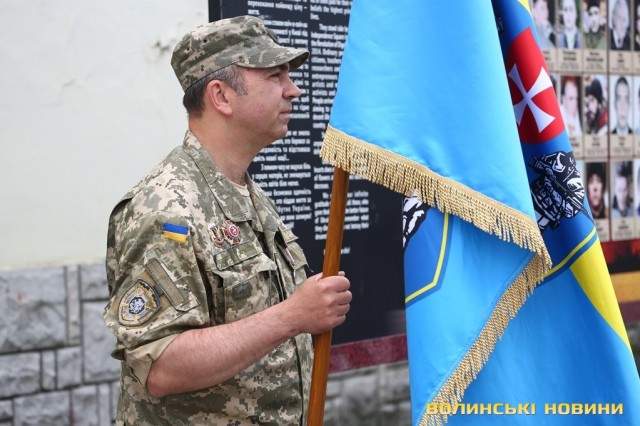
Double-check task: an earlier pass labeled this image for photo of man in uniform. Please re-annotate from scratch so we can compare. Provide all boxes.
[558,0,582,48]
[586,162,608,218]
[582,0,606,49]
[609,0,631,50]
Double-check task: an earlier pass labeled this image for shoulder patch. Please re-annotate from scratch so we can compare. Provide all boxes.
[162,222,189,244]
[118,279,160,326]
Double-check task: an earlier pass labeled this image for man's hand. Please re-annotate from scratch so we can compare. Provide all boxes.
[283,273,352,335]
[146,272,351,397]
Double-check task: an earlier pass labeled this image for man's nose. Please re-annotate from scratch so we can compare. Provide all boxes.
[284,74,303,99]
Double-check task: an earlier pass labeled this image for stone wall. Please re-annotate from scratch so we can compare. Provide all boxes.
[324,363,411,426]
[0,265,119,425]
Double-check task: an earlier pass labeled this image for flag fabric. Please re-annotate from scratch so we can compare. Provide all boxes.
[320,1,640,425]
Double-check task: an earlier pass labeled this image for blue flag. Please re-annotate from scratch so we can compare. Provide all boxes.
[321,0,640,425]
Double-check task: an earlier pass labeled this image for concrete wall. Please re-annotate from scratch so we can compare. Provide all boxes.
[0,0,206,269]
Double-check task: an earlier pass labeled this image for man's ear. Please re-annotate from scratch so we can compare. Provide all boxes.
[205,80,233,116]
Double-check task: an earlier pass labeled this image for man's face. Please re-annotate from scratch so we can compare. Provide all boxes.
[562,81,579,115]
[615,174,629,207]
[231,64,301,145]
[585,93,599,116]
[613,0,629,34]
[588,173,604,207]
[563,0,577,30]
[587,6,601,32]
[532,0,549,26]
[615,80,630,127]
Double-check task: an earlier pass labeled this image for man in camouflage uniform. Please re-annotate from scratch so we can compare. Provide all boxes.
[103,16,352,425]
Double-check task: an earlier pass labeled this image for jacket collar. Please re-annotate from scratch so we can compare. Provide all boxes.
[182,130,252,222]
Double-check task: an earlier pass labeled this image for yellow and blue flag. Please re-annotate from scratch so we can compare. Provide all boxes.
[321,0,640,425]
[162,222,189,244]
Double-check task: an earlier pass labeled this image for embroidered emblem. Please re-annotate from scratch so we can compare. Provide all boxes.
[118,280,159,326]
[222,220,241,245]
[162,223,189,244]
[530,151,586,232]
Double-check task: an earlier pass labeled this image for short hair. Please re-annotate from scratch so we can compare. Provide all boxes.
[614,76,629,101]
[182,65,247,117]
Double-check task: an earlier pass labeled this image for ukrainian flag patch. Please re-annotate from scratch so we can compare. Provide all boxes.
[162,223,189,244]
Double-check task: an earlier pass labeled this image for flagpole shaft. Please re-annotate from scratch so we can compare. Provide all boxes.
[307,167,350,426]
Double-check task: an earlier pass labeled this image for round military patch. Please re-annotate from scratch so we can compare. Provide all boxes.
[118,280,159,326]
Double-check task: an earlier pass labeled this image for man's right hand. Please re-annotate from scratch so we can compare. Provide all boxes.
[283,273,352,335]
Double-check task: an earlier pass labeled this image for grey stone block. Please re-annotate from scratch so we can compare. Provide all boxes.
[65,266,81,345]
[41,350,56,390]
[326,377,342,398]
[380,362,409,403]
[339,367,380,425]
[0,268,67,352]
[110,381,120,421]
[82,303,119,382]
[79,264,108,300]
[56,347,82,389]
[71,386,98,426]
[323,397,343,426]
[97,384,110,426]
[0,353,40,398]
[0,399,13,420]
[14,391,70,426]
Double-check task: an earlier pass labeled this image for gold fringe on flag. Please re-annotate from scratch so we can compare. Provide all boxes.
[420,253,547,426]
[320,125,552,426]
[321,125,549,258]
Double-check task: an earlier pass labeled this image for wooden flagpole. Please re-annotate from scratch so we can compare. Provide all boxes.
[307,167,350,426]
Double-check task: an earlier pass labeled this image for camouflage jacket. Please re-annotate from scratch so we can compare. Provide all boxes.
[104,131,313,425]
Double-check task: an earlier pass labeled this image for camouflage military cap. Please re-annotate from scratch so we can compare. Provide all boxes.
[171,15,309,91]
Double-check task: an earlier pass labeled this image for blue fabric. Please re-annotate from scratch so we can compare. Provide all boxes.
[162,223,188,235]
[405,211,532,423]
[329,0,535,218]
[328,0,640,424]
[449,269,640,425]
[445,1,640,424]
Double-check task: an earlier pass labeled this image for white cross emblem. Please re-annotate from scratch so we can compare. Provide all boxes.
[508,64,555,132]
